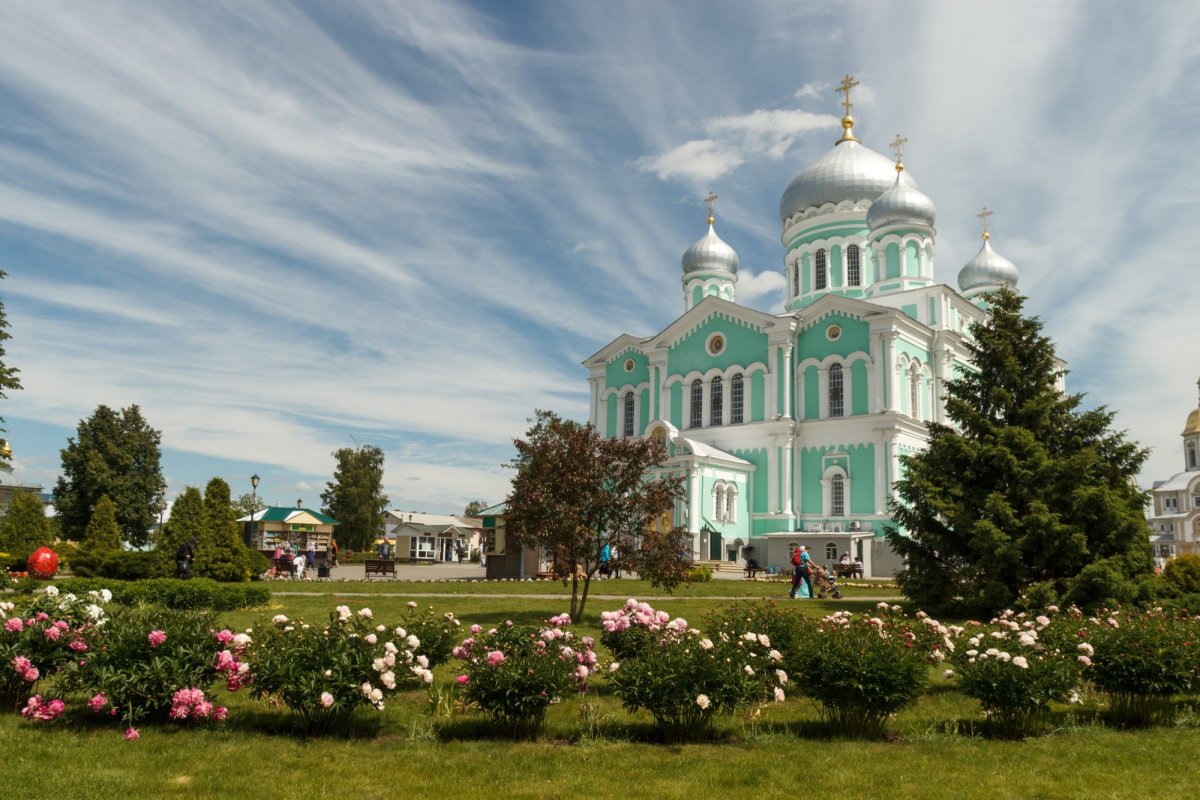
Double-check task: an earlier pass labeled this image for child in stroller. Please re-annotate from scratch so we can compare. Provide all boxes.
[810,564,843,600]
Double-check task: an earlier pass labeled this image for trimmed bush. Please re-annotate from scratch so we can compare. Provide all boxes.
[1164,555,1200,595]
[37,578,269,610]
[67,550,160,580]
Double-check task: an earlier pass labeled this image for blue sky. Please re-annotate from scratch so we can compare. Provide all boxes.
[1,1,1198,516]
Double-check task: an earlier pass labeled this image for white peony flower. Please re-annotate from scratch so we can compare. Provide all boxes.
[1012,656,1029,669]
[773,687,785,703]
[696,694,710,710]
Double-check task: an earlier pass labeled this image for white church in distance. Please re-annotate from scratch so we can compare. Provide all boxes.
[583,76,1026,577]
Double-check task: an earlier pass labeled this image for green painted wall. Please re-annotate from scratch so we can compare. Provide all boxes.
[886,243,900,278]
[901,303,918,320]
[605,395,617,438]
[731,448,769,514]
[638,388,650,433]
[691,286,702,306]
[669,383,683,429]
[801,252,811,294]
[849,444,876,513]
[803,365,819,420]
[851,360,868,415]
[799,447,824,514]
[786,221,868,250]
[667,316,768,377]
[750,371,765,421]
[927,297,937,324]
[605,350,649,391]
[798,444,876,516]
[830,244,843,287]
[896,339,931,363]
[796,313,870,361]
[906,240,920,276]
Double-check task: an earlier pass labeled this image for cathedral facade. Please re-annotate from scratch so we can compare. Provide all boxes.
[583,79,1023,577]
[1148,379,1200,565]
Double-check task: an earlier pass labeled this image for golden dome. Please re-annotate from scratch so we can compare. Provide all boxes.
[1184,408,1200,437]
[0,440,10,459]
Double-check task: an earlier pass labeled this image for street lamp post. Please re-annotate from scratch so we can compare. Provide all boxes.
[247,473,260,548]
[157,480,168,541]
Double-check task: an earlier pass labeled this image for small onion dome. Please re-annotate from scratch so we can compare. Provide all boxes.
[682,223,738,276]
[867,168,936,231]
[957,237,1019,293]
[779,139,897,224]
[1184,407,1200,437]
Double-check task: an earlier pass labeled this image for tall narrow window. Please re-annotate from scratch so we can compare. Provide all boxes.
[910,371,921,421]
[713,485,725,520]
[792,261,799,296]
[846,244,861,286]
[815,248,827,290]
[690,379,703,428]
[726,487,737,522]
[828,363,844,418]
[831,474,845,517]
[623,391,635,438]
[1189,445,1197,469]
[710,376,723,426]
[731,374,745,424]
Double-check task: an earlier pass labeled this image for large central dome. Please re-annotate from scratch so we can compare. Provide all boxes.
[779,139,897,225]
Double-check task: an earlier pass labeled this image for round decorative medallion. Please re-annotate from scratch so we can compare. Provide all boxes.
[708,334,725,356]
[624,358,635,372]
[826,324,842,341]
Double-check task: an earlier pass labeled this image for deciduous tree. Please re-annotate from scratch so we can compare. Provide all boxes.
[504,410,686,620]
[55,404,163,546]
[886,288,1152,616]
[320,445,388,552]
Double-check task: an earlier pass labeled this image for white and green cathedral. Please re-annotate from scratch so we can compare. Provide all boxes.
[583,79,1023,577]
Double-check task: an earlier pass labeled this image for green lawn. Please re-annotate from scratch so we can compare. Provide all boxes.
[4,585,1195,800]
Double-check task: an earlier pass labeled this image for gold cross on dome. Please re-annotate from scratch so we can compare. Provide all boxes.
[889,134,908,164]
[837,73,860,117]
[705,191,718,224]
[977,207,993,240]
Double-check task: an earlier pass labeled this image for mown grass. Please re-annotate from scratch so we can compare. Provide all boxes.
[5,587,1196,800]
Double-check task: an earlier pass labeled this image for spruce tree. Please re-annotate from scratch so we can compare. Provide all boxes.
[195,477,251,582]
[886,288,1152,616]
[81,494,122,551]
[0,491,51,557]
[159,486,205,576]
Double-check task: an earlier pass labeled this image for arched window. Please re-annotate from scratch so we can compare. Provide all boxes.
[623,391,635,438]
[725,486,738,523]
[731,374,745,424]
[710,376,723,426]
[712,485,725,520]
[846,244,861,286]
[792,261,799,296]
[815,248,827,290]
[828,363,844,418]
[690,379,703,428]
[831,474,845,517]
[1189,445,1197,470]
[825,542,838,561]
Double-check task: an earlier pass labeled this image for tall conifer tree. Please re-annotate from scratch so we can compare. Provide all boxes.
[887,288,1152,615]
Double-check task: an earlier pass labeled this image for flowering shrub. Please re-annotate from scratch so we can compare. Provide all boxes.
[1,587,110,711]
[947,608,1079,737]
[1078,607,1200,727]
[606,601,787,739]
[397,601,461,668]
[240,606,430,733]
[455,614,595,735]
[600,599,689,661]
[58,607,226,728]
[786,606,939,738]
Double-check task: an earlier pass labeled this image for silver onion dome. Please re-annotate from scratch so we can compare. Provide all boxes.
[957,237,1019,293]
[779,139,898,224]
[682,223,738,276]
[867,168,936,230]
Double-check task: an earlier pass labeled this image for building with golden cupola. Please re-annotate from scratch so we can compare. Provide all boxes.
[1148,378,1200,564]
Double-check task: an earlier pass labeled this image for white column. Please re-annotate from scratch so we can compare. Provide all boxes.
[783,433,795,516]
[766,345,778,418]
[782,343,794,419]
[589,377,600,426]
[883,333,899,412]
[688,467,701,534]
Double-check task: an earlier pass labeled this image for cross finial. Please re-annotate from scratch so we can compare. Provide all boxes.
[835,74,861,143]
[889,133,908,171]
[977,207,993,240]
[705,191,718,225]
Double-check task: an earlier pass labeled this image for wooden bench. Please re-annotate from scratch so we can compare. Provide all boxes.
[744,562,767,579]
[832,564,862,579]
[363,559,396,579]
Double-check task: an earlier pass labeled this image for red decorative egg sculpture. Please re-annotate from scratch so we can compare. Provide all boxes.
[27,547,59,579]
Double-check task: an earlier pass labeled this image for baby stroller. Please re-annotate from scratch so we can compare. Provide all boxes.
[811,565,843,600]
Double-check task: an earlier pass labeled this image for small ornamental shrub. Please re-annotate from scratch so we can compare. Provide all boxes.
[684,565,713,583]
[241,605,431,733]
[607,602,787,740]
[454,614,595,735]
[600,599,689,661]
[705,600,807,665]
[396,602,461,668]
[1079,607,1200,727]
[948,608,1080,737]
[0,586,110,711]
[1164,555,1200,595]
[58,606,227,728]
[42,578,270,610]
[787,606,940,738]
[67,550,160,581]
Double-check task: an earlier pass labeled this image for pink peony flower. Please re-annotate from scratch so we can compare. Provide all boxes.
[213,706,228,721]
[485,650,506,667]
[124,727,140,741]
[11,655,31,673]
[88,693,107,712]
[69,639,88,652]
[215,629,235,644]
[455,674,469,684]
[4,617,23,633]
[44,627,62,641]
[23,666,39,682]
[148,630,167,648]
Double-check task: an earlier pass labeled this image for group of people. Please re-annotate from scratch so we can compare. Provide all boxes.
[599,542,621,577]
[271,540,338,579]
[788,546,861,598]
[838,551,865,579]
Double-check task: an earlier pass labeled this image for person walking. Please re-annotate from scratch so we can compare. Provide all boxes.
[798,545,814,599]
[306,542,316,573]
[175,537,196,579]
[789,547,803,598]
